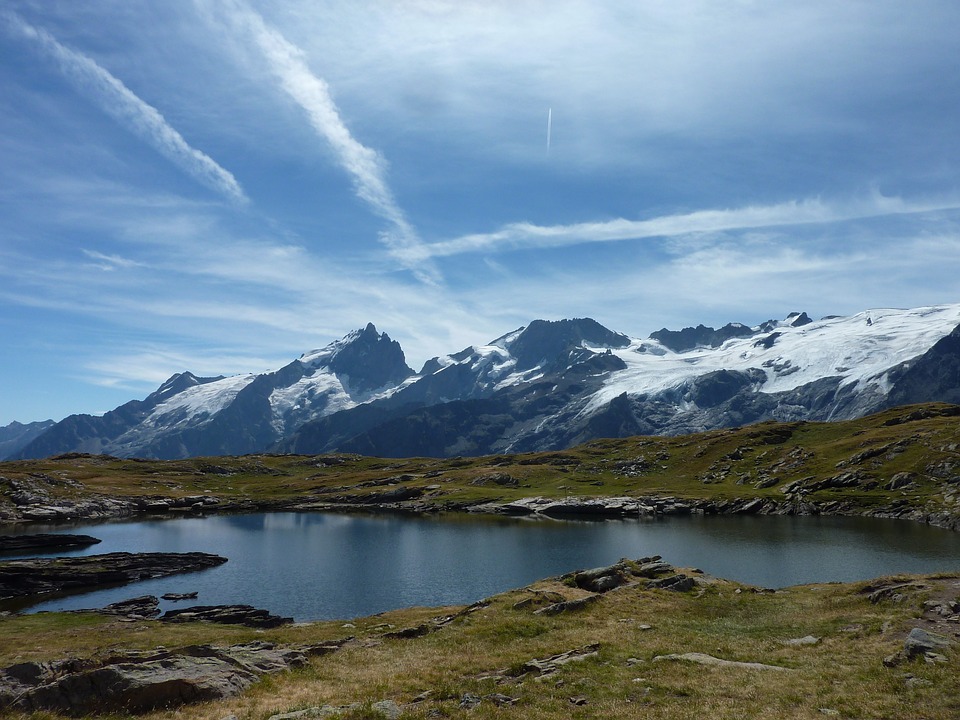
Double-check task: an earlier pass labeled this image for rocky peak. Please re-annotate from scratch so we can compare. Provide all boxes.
[649,322,756,353]
[302,324,413,393]
[786,311,813,327]
[504,318,631,372]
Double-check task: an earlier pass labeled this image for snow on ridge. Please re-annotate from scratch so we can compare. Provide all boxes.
[299,326,369,367]
[584,303,960,414]
[146,373,256,427]
[268,369,354,433]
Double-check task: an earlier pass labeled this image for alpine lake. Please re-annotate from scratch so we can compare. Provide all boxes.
[4,510,960,621]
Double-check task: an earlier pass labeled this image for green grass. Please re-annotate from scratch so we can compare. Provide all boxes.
[2,403,959,524]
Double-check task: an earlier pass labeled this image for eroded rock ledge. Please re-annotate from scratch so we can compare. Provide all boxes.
[0,533,101,554]
[0,639,349,716]
[0,552,227,602]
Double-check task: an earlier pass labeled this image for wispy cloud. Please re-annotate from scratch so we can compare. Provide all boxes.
[407,193,960,260]
[1,10,248,204]
[81,249,145,272]
[215,0,438,283]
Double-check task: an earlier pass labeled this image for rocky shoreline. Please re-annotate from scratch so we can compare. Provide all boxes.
[1,486,959,534]
[0,552,228,602]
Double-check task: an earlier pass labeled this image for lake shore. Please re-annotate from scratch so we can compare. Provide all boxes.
[1,558,957,719]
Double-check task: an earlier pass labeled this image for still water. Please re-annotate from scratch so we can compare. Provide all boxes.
[5,512,960,621]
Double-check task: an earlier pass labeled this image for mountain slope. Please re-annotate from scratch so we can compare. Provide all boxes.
[15,325,413,460]
[281,306,960,457]
[0,420,55,460]
[14,305,960,460]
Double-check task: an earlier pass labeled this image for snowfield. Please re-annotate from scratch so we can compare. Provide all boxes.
[585,304,960,414]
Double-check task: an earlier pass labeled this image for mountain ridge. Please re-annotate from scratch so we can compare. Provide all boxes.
[9,304,960,460]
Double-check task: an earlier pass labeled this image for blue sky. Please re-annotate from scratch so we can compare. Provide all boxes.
[3,1,960,425]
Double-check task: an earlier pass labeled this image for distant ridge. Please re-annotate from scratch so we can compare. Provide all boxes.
[9,304,960,460]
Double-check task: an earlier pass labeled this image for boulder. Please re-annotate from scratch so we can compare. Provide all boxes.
[534,595,600,616]
[903,627,952,659]
[573,563,628,592]
[516,644,601,676]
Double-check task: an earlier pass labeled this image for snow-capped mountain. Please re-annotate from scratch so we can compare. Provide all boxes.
[12,305,960,460]
[15,324,412,459]
[278,305,960,457]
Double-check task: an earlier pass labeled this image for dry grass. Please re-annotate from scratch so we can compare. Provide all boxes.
[1,570,957,720]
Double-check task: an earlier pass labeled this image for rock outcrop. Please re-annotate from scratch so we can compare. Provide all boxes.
[0,641,318,715]
[161,604,292,629]
[0,533,101,554]
[0,552,227,601]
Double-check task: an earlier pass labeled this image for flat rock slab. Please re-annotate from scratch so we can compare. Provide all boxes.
[0,552,227,602]
[653,652,792,672]
[161,604,292,629]
[518,644,601,676]
[0,641,308,715]
[0,534,101,555]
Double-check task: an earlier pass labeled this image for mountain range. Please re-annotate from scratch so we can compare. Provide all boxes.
[7,304,960,460]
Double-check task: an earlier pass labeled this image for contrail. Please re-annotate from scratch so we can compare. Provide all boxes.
[547,108,553,155]
[217,0,439,284]
[1,10,248,204]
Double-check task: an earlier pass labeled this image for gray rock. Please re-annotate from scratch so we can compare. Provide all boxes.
[99,595,161,619]
[646,574,695,592]
[573,563,628,592]
[517,644,601,676]
[534,595,600,615]
[633,561,673,578]
[23,656,257,714]
[904,627,952,658]
[782,635,821,646]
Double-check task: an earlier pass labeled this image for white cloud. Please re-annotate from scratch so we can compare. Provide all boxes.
[1,9,248,204]
[81,249,145,272]
[408,193,960,260]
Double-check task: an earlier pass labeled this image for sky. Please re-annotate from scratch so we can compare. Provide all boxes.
[2,1,960,425]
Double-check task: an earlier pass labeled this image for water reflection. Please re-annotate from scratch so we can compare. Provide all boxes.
[6,512,959,621]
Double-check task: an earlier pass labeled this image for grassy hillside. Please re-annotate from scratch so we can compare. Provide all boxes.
[2,403,959,525]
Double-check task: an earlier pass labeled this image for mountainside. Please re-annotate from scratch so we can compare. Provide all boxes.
[280,305,960,457]
[0,420,55,459]
[15,324,413,460]
[12,305,960,460]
